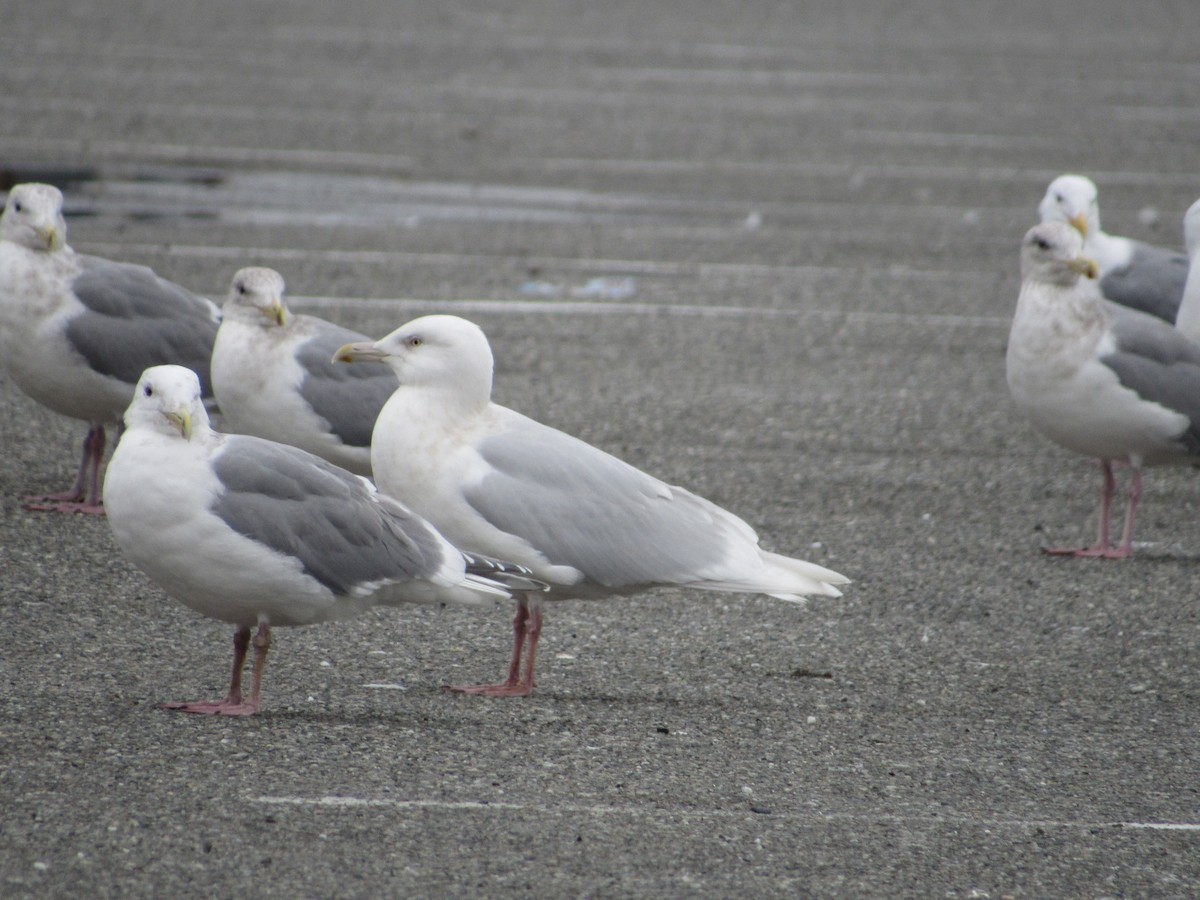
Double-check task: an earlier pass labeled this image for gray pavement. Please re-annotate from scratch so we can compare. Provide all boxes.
[2,1,1199,896]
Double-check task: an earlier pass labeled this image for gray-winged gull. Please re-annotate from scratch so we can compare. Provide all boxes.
[335,314,849,697]
[1170,198,1200,342]
[1007,221,1200,558]
[0,183,220,514]
[1038,174,1188,322]
[103,364,542,716]
[211,266,397,477]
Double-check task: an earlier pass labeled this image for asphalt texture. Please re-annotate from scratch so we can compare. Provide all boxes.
[2,1,1199,897]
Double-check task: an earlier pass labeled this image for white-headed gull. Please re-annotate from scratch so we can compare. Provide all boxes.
[103,364,541,715]
[335,315,848,697]
[1038,174,1188,323]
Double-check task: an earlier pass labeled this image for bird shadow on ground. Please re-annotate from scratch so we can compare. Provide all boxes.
[1033,546,1200,565]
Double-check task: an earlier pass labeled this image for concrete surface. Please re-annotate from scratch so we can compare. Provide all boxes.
[1,1,1198,896]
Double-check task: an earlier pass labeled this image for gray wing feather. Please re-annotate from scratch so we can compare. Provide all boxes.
[212,436,446,595]
[465,419,737,587]
[1099,243,1188,323]
[1110,304,1200,367]
[1103,315,1200,453]
[294,323,399,448]
[66,256,221,394]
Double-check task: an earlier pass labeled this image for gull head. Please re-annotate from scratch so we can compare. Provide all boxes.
[1021,222,1099,286]
[224,266,289,327]
[125,365,210,441]
[334,314,494,403]
[0,183,67,252]
[1038,174,1099,239]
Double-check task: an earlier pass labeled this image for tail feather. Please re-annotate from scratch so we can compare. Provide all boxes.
[764,550,849,595]
[463,552,551,596]
[695,550,849,602]
[388,553,549,608]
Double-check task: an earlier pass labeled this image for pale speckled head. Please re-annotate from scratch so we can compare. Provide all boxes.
[1021,222,1099,286]
[0,183,68,252]
[224,266,289,327]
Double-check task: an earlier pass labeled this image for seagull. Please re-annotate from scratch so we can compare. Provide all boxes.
[1037,174,1188,322]
[210,266,397,477]
[0,182,220,514]
[1170,198,1200,342]
[103,364,542,716]
[1006,221,1200,558]
[335,315,849,697]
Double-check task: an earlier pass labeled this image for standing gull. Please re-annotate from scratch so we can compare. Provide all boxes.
[0,183,220,513]
[1038,174,1188,323]
[336,315,848,697]
[210,266,397,477]
[1006,222,1200,558]
[103,365,541,716]
[1170,198,1200,342]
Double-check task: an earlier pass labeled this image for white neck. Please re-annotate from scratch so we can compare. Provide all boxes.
[1176,258,1200,341]
[1084,228,1131,271]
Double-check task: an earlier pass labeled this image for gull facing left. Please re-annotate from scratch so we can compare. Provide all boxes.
[337,315,848,698]
[210,267,397,477]
[0,183,220,514]
[1007,222,1200,558]
[1038,174,1188,323]
[103,365,540,716]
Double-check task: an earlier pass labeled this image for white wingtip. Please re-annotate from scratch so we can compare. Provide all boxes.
[757,551,850,600]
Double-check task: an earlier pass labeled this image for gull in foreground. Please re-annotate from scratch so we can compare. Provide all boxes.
[336,315,849,697]
[103,365,541,716]
[0,183,220,514]
[1006,222,1200,558]
[1038,174,1188,323]
[211,267,397,476]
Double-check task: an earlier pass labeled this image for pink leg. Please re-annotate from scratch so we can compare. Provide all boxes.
[448,598,542,698]
[23,425,107,515]
[162,624,270,716]
[508,603,542,694]
[1108,468,1143,560]
[1043,459,1131,558]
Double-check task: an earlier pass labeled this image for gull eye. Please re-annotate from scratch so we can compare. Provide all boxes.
[143,384,154,397]
[407,335,423,348]
[12,201,22,213]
